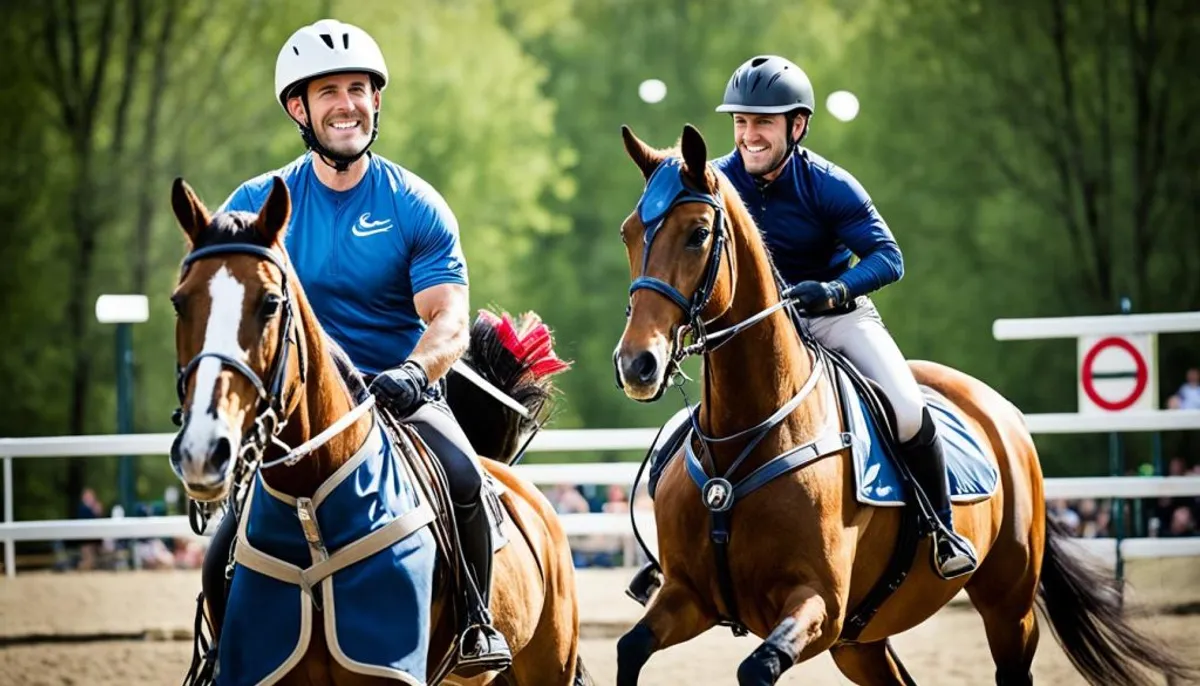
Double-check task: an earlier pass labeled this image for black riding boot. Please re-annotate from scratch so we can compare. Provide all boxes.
[902,408,978,580]
[454,498,512,676]
[200,510,237,636]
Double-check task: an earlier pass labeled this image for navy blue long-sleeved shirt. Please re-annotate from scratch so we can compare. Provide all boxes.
[713,147,903,298]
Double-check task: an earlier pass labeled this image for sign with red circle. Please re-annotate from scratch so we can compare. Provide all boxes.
[1079,336,1149,411]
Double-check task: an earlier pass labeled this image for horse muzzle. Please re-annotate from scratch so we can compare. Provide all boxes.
[169,416,240,501]
[614,344,669,402]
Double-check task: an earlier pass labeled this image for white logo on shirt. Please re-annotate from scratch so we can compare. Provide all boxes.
[352,213,393,237]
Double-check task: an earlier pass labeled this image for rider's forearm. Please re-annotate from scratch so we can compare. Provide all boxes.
[838,242,904,298]
[407,308,469,385]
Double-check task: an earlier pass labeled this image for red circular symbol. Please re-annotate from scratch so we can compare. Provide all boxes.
[1081,337,1148,411]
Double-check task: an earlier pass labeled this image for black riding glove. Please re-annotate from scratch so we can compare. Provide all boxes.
[369,360,430,417]
[784,280,849,313]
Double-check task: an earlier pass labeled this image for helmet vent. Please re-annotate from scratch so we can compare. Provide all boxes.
[319,33,335,49]
[751,57,769,67]
[292,46,299,56]
[342,33,350,49]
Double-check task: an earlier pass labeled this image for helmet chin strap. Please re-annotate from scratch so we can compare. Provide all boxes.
[297,94,380,173]
[750,112,808,182]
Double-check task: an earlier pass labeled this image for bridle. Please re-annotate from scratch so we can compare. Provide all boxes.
[626,158,798,374]
[172,242,308,531]
[628,158,732,332]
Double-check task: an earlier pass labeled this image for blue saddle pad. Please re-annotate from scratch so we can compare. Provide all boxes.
[840,371,999,508]
[217,420,437,685]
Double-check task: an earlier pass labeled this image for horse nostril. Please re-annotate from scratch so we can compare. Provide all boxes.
[633,351,659,384]
[210,435,233,474]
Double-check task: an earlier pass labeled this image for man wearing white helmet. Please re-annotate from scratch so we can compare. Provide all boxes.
[203,19,511,673]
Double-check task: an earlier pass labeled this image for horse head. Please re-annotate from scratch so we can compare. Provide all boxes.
[168,176,306,502]
[614,124,736,402]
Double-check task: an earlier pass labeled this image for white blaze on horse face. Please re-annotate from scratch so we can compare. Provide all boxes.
[179,266,247,473]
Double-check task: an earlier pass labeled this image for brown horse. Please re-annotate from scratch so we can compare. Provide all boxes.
[611,124,1193,686]
[168,176,590,686]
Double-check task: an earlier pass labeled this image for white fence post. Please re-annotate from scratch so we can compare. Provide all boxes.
[4,454,13,579]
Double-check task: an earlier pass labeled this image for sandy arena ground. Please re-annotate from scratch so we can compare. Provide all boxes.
[1,560,1198,685]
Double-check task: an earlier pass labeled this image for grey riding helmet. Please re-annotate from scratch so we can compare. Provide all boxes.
[716,55,815,115]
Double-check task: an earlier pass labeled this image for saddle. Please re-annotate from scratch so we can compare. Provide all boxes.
[645,345,897,500]
[636,333,998,641]
[645,343,997,511]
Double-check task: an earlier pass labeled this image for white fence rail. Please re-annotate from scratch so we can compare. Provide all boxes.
[4,415,1200,577]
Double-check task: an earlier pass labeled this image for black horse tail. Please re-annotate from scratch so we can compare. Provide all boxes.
[445,308,571,463]
[1038,516,1197,686]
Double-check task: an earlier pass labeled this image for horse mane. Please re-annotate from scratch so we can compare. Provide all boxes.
[710,167,790,299]
[327,335,370,404]
[445,309,571,462]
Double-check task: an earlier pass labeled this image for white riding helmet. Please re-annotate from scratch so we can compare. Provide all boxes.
[274,19,389,108]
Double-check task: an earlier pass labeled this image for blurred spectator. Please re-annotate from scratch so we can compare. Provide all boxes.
[547,483,590,515]
[1166,506,1197,537]
[74,488,104,570]
[134,538,176,570]
[1048,498,1081,535]
[602,484,630,514]
[1090,508,1112,538]
[174,537,207,569]
[1177,368,1200,409]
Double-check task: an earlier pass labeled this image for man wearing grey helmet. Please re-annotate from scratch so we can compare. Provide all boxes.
[627,55,977,605]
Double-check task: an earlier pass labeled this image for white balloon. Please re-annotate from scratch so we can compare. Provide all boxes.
[826,90,860,122]
[638,79,668,104]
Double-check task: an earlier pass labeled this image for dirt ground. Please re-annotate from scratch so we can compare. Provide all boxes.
[1,560,1198,685]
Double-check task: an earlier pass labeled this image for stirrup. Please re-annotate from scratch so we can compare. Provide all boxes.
[932,528,978,580]
[625,563,663,607]
[456,622,513,677]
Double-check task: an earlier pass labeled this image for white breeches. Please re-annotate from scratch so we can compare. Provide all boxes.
[798,300,926,443]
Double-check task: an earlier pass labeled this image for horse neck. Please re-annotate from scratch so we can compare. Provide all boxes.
[262,292,373,498]
[699,216,823,477]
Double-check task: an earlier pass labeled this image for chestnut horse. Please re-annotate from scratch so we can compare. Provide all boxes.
[168,176,590,685]
[611,124,1192,686]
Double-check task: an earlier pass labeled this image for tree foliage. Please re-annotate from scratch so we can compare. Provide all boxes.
[2,0,1197,521]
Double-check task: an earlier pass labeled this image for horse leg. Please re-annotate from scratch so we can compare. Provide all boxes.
[965,554,1039,685]
[969,600,1038,686]
[830,640,916,686]
[615,580,714,686]
[735,585,834,686]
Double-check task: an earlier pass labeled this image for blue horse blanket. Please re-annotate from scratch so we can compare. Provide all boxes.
[841,369,999,507]
[217,419,437,685]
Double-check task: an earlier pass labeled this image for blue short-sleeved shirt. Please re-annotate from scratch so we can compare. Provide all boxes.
[220,153,468,376]
[714,147,903,297]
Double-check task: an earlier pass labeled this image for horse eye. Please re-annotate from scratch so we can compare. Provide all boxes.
[261,294,282,319]
[687,226,711,248]
[170,294,185,317]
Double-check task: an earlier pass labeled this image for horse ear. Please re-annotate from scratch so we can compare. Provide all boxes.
[171,178,211,245]
[255,176,292,245]
[680,124,711,190]
[622,125,662,180]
